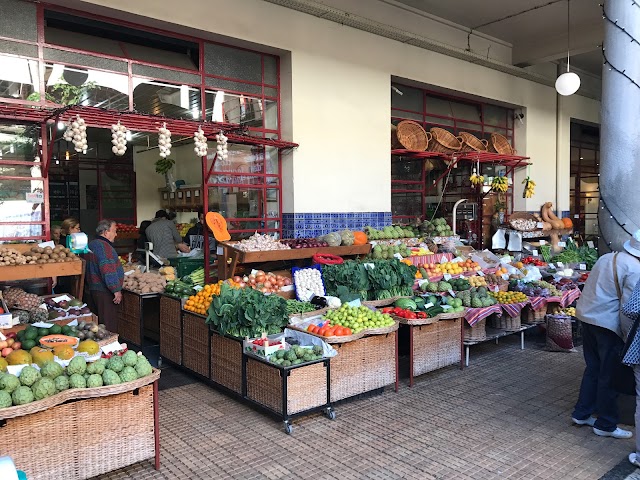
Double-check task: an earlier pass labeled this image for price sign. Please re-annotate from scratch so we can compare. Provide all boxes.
[443,273,452,281]
[502,274,509,280]
[557,262,564,268]
[452,257,463,263]
[424,303,434,309]
[440,257,448,264]
[558,241,566,248]
[536,222,544,229]
[548,263,555,269]
[364,263,375,270]
[477,271,485,277]
[574,214,580,219]
[448,290,456,297]
[369,241,377,247]
[587,241,594,249]
[539,240,547,245]
[532,250,538,257]
[579,264,586,271]
[347,299,362,307]
[441,305,452,311]
[393,253,403,260]
[491,285,499,293]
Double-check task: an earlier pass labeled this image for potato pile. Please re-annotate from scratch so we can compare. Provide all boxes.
[123,272,167,294]
[0,247,28,266]
[21,245,79,265]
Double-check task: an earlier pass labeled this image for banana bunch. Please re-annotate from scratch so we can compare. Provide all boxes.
[491,176,509,193]
[470,169,484,186]
[155,157,175,174]
[522,177,535,198]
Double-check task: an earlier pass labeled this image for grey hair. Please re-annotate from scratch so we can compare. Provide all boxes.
[96,219,115,236]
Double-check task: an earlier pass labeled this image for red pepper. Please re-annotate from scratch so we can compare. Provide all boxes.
[381,307,394,314]
[416,312,427,319]
[406,312,417,319]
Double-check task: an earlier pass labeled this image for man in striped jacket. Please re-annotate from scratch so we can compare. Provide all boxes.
[85,219,124,332]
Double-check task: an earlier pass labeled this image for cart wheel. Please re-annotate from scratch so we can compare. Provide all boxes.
[283,422,293,435]
[325,408,336,420]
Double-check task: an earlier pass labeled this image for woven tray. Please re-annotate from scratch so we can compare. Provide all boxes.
[0,368,160,420]
[459,132,488,152]
[288,307,329,319]
[392,121,431,151]
[363,297,402,308]
[429,127,463,153]
[412,319,461,377]
[488,132,515,155]
[394,314,440,326]
[287,324,365,344]
[362,320,400,336]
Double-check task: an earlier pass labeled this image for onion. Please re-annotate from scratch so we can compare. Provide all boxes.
[249,274,256,281]
[261,287,269,293]
[243,276,249,282]
[264,281,272,289]
[277,280,284,287]
[256,274,266,283]
[239,282,246,288]
[233,276,242,283]
[249,279,256,285]
[283,278,292,286]
[256,270,265,276]
[276,275,283,281]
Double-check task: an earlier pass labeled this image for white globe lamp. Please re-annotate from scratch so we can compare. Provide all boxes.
[555,71,581,96]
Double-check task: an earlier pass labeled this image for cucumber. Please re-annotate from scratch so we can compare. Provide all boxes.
[425,306,444,316]
[419,267,429,278]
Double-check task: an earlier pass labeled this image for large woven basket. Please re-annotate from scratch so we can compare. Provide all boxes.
[488,132,515,155]
[429,127,463,153]
[210,331,243,394]
[117,290,142,345]
[509,212,539,231]
[182,312,210,378]
[464,318,487,342]
[490,313,521,331]
[411,319,461,377]
[524,305,547,324]
[391,121,431,151]
[159,295,182,364]
[459,132,489,153]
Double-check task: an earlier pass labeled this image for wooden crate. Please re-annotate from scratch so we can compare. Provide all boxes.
[182,313,210,377]
[159,295,182,365]
[0,385,155,480]
[411,319,461,378]
[330,333,396,402]
[210,331,243,394]
[245,358,328,416]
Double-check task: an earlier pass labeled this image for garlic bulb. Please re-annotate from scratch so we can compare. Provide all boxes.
[158,123,172,158]
[111,121,128,156]
[193,127,208,157]
[63,115,88,154]
[215,131,228,160]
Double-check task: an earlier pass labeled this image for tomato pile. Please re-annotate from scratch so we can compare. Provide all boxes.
[307,322,353,337]
[521,256,546,267]
[381,307,427,319]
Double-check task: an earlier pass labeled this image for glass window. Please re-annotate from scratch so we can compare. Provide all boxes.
[0,123,39,162]
[391,84,422,112]
[44,64,129,109]
[425,95,454,117]
[483,104,508,127]
[133,79,201,119]
[0,40,38,59]
[0,55,39,102]
[264,56,277,86]
[44,47,128,73]
[132,64,200,85]
[205,90,272,127]
[450,101,481,122]
[0,0,37,42]
[205,77,262,95]
[204,43,262,83]
[391,110,422,122]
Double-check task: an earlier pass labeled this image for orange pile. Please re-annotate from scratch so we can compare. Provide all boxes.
[184,280,241,315]
[307,324,353,337]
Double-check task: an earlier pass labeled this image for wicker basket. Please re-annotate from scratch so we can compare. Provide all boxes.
[330,333,396,402]
[464,318,487,341]
[288,307,329,320]
[182,313,210,377]
[488,283,509,292]
[488,132,515,155]
[210,331,243,394]
[362,297,402,308]
[428,127,463,153]
[362,320,400,336]
[117,291,142,345]
[509,212,539,231]
[524,305,547,324]
[159,295,182,364]
[459,132,489,153]
[391,121,431,151]
[245,358,327,415]
[2,383,156,480]
[490,314,521,331]
[411,318,461,377]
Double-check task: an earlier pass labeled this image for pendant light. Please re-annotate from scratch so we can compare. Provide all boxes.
[555,0,581,96]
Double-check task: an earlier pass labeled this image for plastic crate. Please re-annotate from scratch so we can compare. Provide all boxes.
[169,257,205,278]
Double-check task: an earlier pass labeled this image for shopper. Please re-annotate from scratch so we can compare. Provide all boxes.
[85,219,124,332]
[144,210,190,259]
[572,232,640,439]
[183,210,215,251]
[54,218,82,294]
[51,225,61,245]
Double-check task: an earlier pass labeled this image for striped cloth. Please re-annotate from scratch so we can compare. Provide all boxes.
[528,296,548,311]
[407,253,453,266]
[500,301,529,318]
[561,288,581,307]
[465,305,502,326]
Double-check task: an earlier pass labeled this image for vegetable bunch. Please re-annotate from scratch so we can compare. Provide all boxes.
[207,283,289,338]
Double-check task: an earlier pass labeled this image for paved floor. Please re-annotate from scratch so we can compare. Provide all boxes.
[95,334,638,480]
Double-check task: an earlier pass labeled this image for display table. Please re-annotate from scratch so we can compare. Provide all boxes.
[243,353,334,434]
[463,323,540,367]
[0,256,85,299]
[117,290,161,345]
[218,242,371,280]
[0,370,161,480]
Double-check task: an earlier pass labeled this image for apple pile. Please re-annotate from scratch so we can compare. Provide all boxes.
[0,332,21,358]
[116,223,138,233]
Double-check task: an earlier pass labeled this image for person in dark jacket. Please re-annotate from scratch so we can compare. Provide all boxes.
[136,220,152,263]
[85,219,124,332]
[183,210,216,252]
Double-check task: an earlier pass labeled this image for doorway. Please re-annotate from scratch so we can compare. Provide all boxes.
[570,122,600,237]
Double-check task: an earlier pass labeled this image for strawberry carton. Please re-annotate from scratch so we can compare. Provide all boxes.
[243,333,287,357]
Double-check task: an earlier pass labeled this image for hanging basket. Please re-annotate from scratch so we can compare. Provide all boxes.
[391,121,431,151]
[428,127,463,153]
[487,133,515,155]
[459,132,489,153]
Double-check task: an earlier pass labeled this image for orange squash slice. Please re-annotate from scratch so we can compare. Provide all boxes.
[39,335,79,349]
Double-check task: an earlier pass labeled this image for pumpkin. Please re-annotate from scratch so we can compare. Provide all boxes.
[353,231,368,245]
[321,232,342,247]
[340,230,355,246]
[562,217,573,229]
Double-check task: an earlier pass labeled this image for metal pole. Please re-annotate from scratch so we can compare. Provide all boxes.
[600,0,640,251]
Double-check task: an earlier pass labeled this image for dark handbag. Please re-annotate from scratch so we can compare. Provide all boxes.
[611,253,638,395]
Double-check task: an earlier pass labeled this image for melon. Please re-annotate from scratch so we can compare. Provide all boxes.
[6,349,32,366]
[53,345,75,361]
[39,335,79,349]
[31,348,54,368]
[77,340,100,356]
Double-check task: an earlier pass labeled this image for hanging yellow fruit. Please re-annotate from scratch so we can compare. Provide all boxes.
[522,177,535,198]
[491,175,508,193]
[469,168,484,186]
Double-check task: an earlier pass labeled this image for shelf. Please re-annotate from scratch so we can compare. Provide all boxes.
[391,149,530,168]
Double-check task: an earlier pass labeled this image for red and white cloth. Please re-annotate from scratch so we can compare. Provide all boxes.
[500,301,530,318]
[407,253,453,266]
[465,305,502,326]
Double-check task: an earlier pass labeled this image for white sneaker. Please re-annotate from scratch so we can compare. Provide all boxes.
[629,453,640,468]
[593,427,633,439]
[572,416,596,427]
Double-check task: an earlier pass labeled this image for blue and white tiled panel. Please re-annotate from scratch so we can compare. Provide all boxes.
[282,212,392,239]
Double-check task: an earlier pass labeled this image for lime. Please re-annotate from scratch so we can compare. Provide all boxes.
[24,327,38,340]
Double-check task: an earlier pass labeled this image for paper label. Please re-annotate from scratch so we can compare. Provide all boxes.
[502,274,509,280]
[347,299,362,307]
[7,364,30,376]
[532,250,538,257]
[26,191,44,203]
[579,264,586,270]
[557,262,564,268]
[443,273,452,281]
[369,241,377,247]
[477,271,485,277]
[448,290,456,297]
[441,305,452,311]
[440,257,448,264]
[52,294,72,302]
[548,263,555,269]
[363,263,375,270]
[491,285,500,292]
[417,279,429,287]
[587,241,594,248]
[393,253,403,260]
[452,257,463,263]
[38,241,55,249]
[32,322,54,328]
[216,246,224,255]
[539,240,546,245]
[536,222,544,229]
[558,241,566,248]
[574,214,580,219]
[101,341,124,354]
[424,303,434,309]
[124,270,135,276]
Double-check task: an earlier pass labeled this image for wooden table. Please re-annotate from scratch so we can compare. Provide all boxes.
[218,242,371,279]
[0,259,85,299]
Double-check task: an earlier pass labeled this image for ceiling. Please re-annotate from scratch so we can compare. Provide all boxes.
[392,0,603,73]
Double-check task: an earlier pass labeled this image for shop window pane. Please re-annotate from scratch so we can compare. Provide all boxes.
[484,125,509,135]
[0,222,43,241]
[100,170,135,222]
[205,77,262,95]
[265,87,278,98]
[205,90,268,125]
[391,85,422,112]
[450,101,481,122]
[425,115,454,127]
[45,64,129,109]
[265,147,278,174]
[483,104,508,127]
[125,43,197,70]
[132,64,200,85]
[264,56,277,86]
[267,221,279,229]
[206,144,265,177]
[266,189,279,219]
[0,40,38,59]
[208,187,264,220]
[204,43,262,83]
[265,99,278,130]
[391,192,422,217]
[0,55,39,102]
[133,79,201,119]
[391,110,421,122]
[0,123,39,162]
[0,0,37,42]
[44,47,128,73]
[455,121,483,133]
[425,95,454,117]
[392,159,422,181]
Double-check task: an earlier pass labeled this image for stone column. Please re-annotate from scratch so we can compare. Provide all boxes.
[600,0,640,251]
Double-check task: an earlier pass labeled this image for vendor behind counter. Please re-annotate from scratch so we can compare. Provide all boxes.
[184,211,216,252]
[145,210,190,259]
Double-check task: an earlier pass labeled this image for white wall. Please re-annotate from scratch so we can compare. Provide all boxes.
[73,0,598,216]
